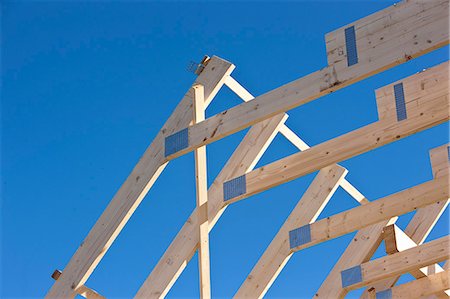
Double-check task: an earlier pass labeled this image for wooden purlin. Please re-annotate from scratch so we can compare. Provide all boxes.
[315,144,450,299]
[45,57,235,299]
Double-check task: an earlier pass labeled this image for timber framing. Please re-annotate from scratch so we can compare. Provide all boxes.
[46,1,449,298]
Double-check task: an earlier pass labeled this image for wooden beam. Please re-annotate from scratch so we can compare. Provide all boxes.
[374,270,450,299]
[234,165,348,298]
[315,220,396,298]
[51,270,106,299]
[290,175,449,252]
[134,114,287,298]
[224,76,368,205]
[223,62,449,205]
[45,56,235,299]
[316,144,450,298]
[193,84,211,298]
[383,224,419,254]
[340,236,449,291]
[360,144,450,298]
[164,0,449,161]
[382,224,449,298]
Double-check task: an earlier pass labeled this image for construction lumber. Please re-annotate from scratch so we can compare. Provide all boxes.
[289,175,449,252]
[382,224,449,298]
[234,165,347,298]
[373,270,450,299]
[51,270,106,299]
[314,221,395,298]
[360,144,450,298]
[163,0,449,161]
[316,144,450,298]
[223,62,449,205]
[45,57,235,299]
[192,84,211,298]
[340,236,449,291]
[134,115,287,298]
[224,76,368,205]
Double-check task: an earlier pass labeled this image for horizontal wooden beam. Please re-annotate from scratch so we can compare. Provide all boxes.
[134,115,287,298]
[163,0,449,161]
[340,236,449,291]
[45,56,235,299]
[374,270,450,299]
[290,174,448,252]
[234,165,348,298]
[223,62,449,205]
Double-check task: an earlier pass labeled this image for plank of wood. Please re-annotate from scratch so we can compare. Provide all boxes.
[164,0,449,160]
[224,62,449,205]
[224,75,369,205]
[234,165,348,298]
[45,56,235,299]
[290,175,449,252]
[341,236,449,291]
[360,144,450,298]
[134,114,287,298]
[316,143,450,298]
[374,270,450,299]
[382,224,449,298]
[315,220,396,298]
[193,84,211,298]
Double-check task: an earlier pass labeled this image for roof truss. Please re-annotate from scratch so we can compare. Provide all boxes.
[46,1,449,298]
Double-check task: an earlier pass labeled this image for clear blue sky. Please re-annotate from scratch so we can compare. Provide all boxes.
[1,1,449,298]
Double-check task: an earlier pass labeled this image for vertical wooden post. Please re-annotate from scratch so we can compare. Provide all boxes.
[193,84,211,298]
